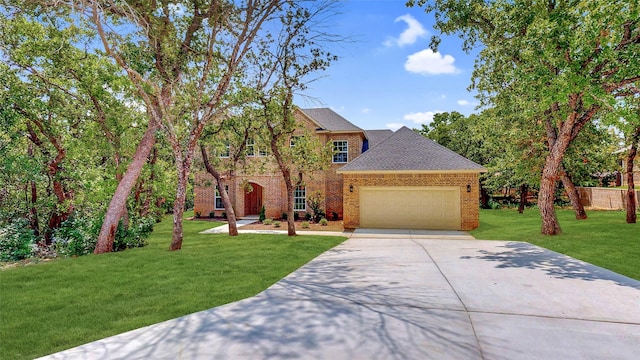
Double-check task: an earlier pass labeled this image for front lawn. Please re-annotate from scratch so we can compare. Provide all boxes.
[0,216,345,360]
[471,208,640,280]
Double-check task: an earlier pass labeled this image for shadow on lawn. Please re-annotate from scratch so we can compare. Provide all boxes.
[462,242,640,290]
[41,246,492,360]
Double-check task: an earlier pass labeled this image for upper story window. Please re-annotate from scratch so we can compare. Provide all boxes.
[218,142,230,158]
[333,140,348,163]
[290,135,302,147]
[246,138,255,157]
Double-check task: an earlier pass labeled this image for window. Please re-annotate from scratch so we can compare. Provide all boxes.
[219,142,230,158]
[246,138,255,157]
[294,186,306,211]
[215,185,229,210]
[258,148,268,157]
[333,140,348,163]
[290,135,301,147]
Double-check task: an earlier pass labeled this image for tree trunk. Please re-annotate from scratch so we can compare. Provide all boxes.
[201,145,238,236]
[140,146,158,218]
[626,127,639,224]
[480,182,490,209]
[284,175,296,236]
[169,155,190,251]
[27,144,40,237]
[559,165,587,220]
[94,119,159,254]
[518,184,528,214]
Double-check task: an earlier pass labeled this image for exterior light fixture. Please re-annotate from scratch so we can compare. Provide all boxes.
[467,184,472,193]
[349,184,354,193]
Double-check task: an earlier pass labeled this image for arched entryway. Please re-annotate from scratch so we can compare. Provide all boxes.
[244,182,263,216]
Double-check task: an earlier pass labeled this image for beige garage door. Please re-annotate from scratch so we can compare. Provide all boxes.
[360,186,461,230]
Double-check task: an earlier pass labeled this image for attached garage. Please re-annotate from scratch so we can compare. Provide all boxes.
[359,186,461,230]
[338,127,486,231]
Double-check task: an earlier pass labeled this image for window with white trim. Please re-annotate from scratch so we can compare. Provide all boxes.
[219,142,230,158]
[215,185,229,210]
[333,140,348,163]
[290,135,301,147]
[294,186,306,211]
[246,138,255,156]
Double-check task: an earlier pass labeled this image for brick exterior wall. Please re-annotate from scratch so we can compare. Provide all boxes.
[341,172,481,231]
[576,187,640,210]
[193,110,366,220]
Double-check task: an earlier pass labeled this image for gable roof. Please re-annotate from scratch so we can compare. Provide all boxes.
[299,108,363,132]
[365,129,394,149]
[338,126,487,173]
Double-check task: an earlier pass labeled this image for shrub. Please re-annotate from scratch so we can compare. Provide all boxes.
[313,210,326,223]
[319,218,328,226]
[294,212,300,221]
[331,212,339,221]
[259,206,266,222]
[110,216,154,252]
[304,212,312,221]
[301,221,310,229]
[53,216,97,257]
[306,190,326,223]
[195,211,201,218]
[281,212,288,221]
[209,212,215,218]
[222,212,227,219]
[263,218,273,225]
[273,221,281,228]
[0,218,35,261]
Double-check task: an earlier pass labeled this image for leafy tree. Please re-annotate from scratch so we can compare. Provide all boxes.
[58,0,294,252]
[246,1,340,236]
[409,0,640,234]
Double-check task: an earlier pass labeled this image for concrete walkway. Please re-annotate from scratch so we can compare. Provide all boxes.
[40,238,640,360]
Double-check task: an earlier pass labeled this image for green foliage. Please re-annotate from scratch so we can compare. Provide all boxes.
[306,190,326,223]
[331,212,339,221]
[273,221,281,228]
[259,206,266,222]
[305,212,312,221]
[293,212,300,221]
[319,218,328,226]
[52,216,99,257]
[281,212,288,221]
[0,218,35,261]
[301,221,310,229]
[112,216,155,252]
[263,218,273,225]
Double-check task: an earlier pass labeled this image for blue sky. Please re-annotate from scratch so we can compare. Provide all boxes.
[296,0,481,131]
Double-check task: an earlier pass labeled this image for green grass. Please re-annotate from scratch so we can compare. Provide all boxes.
[471,208,640,280]
[0,216,345,360]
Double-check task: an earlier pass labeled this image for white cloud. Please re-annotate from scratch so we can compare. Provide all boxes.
[405,49,460,75]
[403,110,443,125]
[385,122,406,131]
[383,14,427,47]
[457,100,471,106]
[361,108,370,114]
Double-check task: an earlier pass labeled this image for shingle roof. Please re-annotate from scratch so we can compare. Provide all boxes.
[339,126,487,172]
[365,129,394,149]
[300,108,363,132]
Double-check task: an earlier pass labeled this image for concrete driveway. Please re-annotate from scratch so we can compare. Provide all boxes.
[40,237,640,359]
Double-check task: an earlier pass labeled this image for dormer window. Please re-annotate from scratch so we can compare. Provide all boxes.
[333,140,348,163]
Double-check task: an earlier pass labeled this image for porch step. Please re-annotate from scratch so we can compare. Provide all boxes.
[240,215,260,220]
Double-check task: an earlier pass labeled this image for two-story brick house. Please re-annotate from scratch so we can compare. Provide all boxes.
[194,107,486,230]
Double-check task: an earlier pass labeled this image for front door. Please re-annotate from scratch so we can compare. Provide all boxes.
[244,183,263,215]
